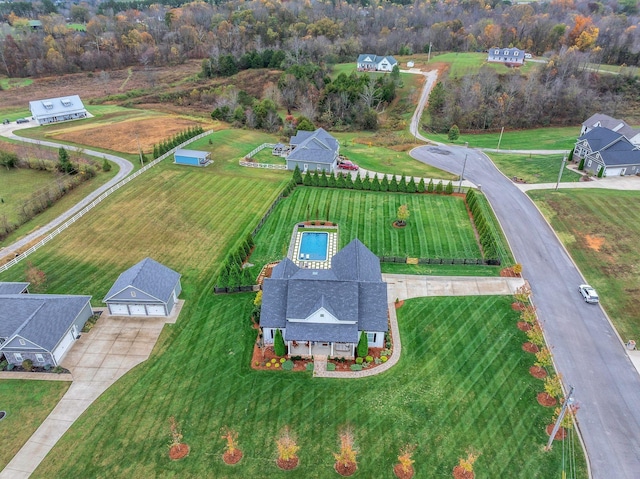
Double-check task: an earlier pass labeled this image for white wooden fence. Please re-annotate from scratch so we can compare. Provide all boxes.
[0,130,213,274]
[239,143,287,170]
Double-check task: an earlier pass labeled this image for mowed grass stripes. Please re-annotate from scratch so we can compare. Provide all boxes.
[31,294,586,478]
[250,187,482,271]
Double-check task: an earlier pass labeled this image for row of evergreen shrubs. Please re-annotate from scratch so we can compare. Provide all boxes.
[295,166,455,194]
[215,234,256,290]
[152,126,205,159]
[465,189,502,261]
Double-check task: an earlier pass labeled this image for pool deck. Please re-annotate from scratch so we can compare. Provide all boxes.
[288,225,338,269]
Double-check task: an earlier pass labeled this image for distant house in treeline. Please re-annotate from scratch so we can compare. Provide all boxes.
[356,54,398,72]
[487,48,525,67]
[29,95,87,125]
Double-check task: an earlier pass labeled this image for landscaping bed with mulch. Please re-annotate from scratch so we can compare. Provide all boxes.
[169,443,189,460]
[537,392,557,407]
[276,457,299,470]
[522,342,540,353]
[530,366,548,379]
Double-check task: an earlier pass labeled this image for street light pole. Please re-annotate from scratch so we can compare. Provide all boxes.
[555,155,568,191]
[545,385,574,451]
[458,154,468,193]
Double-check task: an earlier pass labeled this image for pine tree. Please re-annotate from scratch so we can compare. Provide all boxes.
[303,172,312,186]
[362,172,371,190]
[274,329,286,356]
[293,164,303,184]
[398,176,407,192]
[102,158,111,172]
[389,176,398,192]
[319,170,328,187]
[353,174,363,190]
[417,178,425,193]
[380,176,389,192]
[357,332,368,357]
[436,180,444,194]
[328,171,337,187]
[371,175,380,191]
[407,177,416,193]
[427,179,434,193]
[336,174,346,188]
[445,181,454,194]
[344,174,354,189]
[311,170,320,186]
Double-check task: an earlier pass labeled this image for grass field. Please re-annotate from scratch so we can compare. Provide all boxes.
[487,153,583,184]
[529,189,640,340]
[0,380,70,470]
[0,77,33,91]
[429,52,535,77]
[249,187,483,276]
[380,261,501,276]
[0,144,290,301]
[28,294,585,478]
[0,168,59,223]
[424,126,580,151]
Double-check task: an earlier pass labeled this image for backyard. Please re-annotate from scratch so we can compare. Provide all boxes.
[26,294,586,478]
[529,189,640,340]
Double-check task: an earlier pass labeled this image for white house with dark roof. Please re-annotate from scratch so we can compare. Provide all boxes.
[580,113,640,145]
[487,48,525,66]
[260,239,388,358]
[29,95,87,125]
[357,54,398,72]
[0,285,93,366]
[574,127,640,177]
[286,128,340,173]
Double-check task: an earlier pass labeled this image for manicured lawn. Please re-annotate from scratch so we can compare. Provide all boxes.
[424,126,580,151]
[334,132,456,180]
[0,77,33,90]
[0,380,70,470]
[529,189,640,340]
[30,294,586,478]
[381,261,501,276]
[0,168,59,224]
[248,187,483,276]
[0,151,289,302]
[429,52,535,77]
[487,153,583,184]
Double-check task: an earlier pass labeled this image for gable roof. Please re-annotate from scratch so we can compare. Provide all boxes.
[357,54,397,65]
[578,127,625,152]
[29,95,86,118]
[0,294,91,351]
[582,113,639,141]
[103,258,181,304]
[260,239,388,338]
[0,282,29,294]
[595,137,640,167]
[175,148,210,160]
[288,128,339,164]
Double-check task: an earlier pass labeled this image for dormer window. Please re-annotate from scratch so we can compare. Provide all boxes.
[514,51,519,56]
[61,99,72,107]
[494,50,499,54]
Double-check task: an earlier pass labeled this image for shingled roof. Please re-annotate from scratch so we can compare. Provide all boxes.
[288,128,339,165]
[103,257,181,304]
[260,239,388,343]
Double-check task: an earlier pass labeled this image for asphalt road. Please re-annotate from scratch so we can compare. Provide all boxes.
[0,121,134,260]
[411,145,640,478]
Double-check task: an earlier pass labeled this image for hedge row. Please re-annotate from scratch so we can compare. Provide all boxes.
[465,189,504,262]
[153,126,205,159]
[298,168,455,195]
[215,233,256,288]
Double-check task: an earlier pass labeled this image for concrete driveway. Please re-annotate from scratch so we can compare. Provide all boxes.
[410,145,640,478]
[0,303,183,479]
[383,274,525,300]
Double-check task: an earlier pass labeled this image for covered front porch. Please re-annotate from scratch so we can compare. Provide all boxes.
[288,340,355,359]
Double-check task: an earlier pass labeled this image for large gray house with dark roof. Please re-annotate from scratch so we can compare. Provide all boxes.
[0,283,92,366]
[286,128,340,173]
[260,239,388,358]
[580,113,640,145]
[103,258,181,317]
[574,127,640,177]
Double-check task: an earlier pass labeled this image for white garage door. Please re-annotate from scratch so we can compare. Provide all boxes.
[53,331,75,363]
[606,167,623,176]
[129,304,146,315]
[146,305,166,316]
[110,304,129,316]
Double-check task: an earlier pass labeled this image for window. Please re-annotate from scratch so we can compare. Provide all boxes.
[14,353,23,362]
[35,354,45,363]
[366,333,377,343]
[494,50,499,54]
[587,160,592,167]
[19,338,26,345]
[130,290,136,297]
[42,101,53,109]
[61,99,72,107]
[514,51,519,56]
[317,165,322,171]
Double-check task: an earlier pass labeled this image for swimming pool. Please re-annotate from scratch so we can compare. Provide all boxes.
[299,232,329,261]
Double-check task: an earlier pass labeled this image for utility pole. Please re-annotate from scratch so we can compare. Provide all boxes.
[555,155,568,191]
[458,154,468,193]
[546,385,574,451]
[136,132,144,167]
[496,126,504,151]
[427,43,432,63]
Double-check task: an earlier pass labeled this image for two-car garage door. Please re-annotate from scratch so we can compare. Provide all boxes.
[109,304,166,316]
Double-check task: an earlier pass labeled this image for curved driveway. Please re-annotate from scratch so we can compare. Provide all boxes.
[411,145,640,478]
[0,123,133,260]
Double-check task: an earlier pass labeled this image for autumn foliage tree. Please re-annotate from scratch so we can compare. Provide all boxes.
[275,426,300,470]
[333,427,358,476]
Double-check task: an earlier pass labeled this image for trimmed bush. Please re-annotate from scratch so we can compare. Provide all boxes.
[356,357,364,364]
[305,362,314,371]
[22,359,33,372]
[282,360,294,370]
[380,356,388,362]
[365,355,373,363]
[357,332,368,357]
[350,364,363,371]
[7,363,15,371]
[274,329,286,356]
[0,360,7,370]
[326,363,336,371]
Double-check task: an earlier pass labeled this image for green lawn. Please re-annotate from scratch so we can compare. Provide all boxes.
[0,77,33,90]
[248,187,483,278]
[425,126,580,151]
[380,262,501,276]
[0,168,59,224]
[0,380,70,469]
[529,189,640,340]
[430,52,535,77]
[29,294,585,478]
[487,153,583,184]
[334,132,456,180]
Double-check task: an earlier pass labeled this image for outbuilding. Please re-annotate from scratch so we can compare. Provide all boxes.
[174,149,212,167]
[29,95,87,125]
[103,258,181,317]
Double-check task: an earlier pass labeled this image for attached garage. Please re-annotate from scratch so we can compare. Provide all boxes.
[103,258,182,318]
[53,331,75,363]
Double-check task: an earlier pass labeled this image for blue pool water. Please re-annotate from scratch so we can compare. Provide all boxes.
[299,232,328,261]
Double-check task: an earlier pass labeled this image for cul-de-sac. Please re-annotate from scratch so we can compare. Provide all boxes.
[1,1,640,477]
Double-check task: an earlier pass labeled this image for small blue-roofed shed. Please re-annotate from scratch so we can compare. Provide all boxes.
[174,148,212,167]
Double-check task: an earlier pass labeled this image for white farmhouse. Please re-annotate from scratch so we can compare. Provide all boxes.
[29,95,88,125]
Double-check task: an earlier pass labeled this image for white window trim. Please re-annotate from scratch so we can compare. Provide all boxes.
[35,353,45,363]
[19,338,26,345]
[15,353,23,362]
